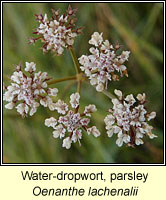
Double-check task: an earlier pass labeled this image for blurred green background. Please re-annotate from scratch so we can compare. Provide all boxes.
[3,3,163,163]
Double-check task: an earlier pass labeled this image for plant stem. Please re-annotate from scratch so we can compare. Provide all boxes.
[69,47,82,113]
[102,90,116,100]
[69,47,82,95]
[47,75,76,85]
[69,47,81,74]
[77,80,82,94]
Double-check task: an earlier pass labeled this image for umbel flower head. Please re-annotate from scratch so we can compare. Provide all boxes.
[29,5,82,55]
[45,93,100,149]
[3,62,58,118]
[79,32,130,92]
[104,89,157,147]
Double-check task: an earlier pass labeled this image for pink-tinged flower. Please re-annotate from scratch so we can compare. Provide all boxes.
[29,5,83,55]
[104,89,157,147]
[45,92,100,149]
[3,62,58,118]
[87,126,100,137]
[78,32,130,92]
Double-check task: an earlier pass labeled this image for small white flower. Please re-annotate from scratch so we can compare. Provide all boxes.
[25,62,36,73]
[89,32,103,47]
[53,124,66,139]
[123,134,130,143]
[147,132,157,139]
[40,96,51,107]
[41,82,47,88]
[116,134,130,147]
[5,102,15,109]
[136,131,144,139]
[101,40,110,50]
[10,71,22,84]
[52,130,60,139]
[107,129,114,138]
[147,112,156,121]
[112,98,120,107]
[116,137,123,147]
[119,65,126,71]
[114,126,122,134]
[80,118,90,126]
[71,129,82,143]
[96,83,104,92]
[55,99,68,114]
[104,114,115,130]
[136,93,146,103]
[125,94,136,105]
[78,55,89,66]
[45,117,57,128]
[62,137,72,149]
[48,88,58,96]
[29,102,40,116]
[7,84,19,93]
[43,13,48,23]
[16,103,29,116]
[84,104,97,116]
[70,93,80,108]
[139,115,145,122]
[57,46,64,55]
[135,138,144,145]
[114,89,123,100]
[121,51,130,61]
[29,107,37,116]
[48,102,56,111]
[40,97,56,111]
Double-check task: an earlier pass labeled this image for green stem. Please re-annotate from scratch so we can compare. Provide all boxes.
[47,75,76,85]
[77,80,82,94]
[69,47,81,74]
[102,90,116,100]
[85,80,116,100]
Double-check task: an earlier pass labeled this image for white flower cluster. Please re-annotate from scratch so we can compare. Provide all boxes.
[45,93,100,149]
[79,32,130,92]
[3,62,58,118]
[29,5,82,55]
[104,89,157,147]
